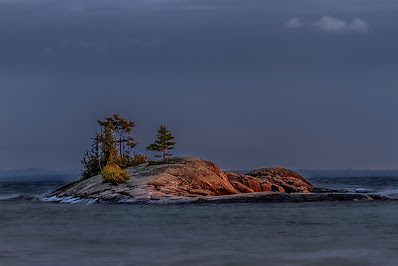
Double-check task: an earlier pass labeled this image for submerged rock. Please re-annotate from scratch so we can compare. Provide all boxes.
[46,156,315,202]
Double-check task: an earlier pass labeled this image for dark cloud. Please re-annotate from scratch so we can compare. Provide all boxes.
[1,0,398,170]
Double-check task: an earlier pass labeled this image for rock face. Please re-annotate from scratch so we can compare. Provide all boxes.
[46,156,314,202]
[226,167,313,193]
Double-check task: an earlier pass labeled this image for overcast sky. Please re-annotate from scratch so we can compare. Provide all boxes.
[1,0,398,170]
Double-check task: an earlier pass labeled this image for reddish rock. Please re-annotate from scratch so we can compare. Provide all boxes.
[248,167,313,186]
[226,167,313,193]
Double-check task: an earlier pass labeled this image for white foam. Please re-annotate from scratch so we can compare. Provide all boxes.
[41,196,98,204]
[354,188,372,193]
[372,189,398,199]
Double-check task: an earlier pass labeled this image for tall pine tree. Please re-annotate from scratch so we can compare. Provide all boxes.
[146,125,175,163]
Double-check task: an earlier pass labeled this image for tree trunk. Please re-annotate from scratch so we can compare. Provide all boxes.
[119,133,122,158]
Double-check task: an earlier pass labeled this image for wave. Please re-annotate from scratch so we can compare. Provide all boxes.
[370,189,398,200]
[0,194,41,201]
[334,188,398,200]
[354,188,374,193]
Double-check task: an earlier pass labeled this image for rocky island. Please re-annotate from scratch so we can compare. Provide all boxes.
[44,156,385,204]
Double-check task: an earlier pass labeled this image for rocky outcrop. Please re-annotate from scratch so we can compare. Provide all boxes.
[45,156,316,203]
[226,167,313,193]
[45,156,394,204]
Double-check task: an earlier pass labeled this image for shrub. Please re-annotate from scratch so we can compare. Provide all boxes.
[101,164,129,185]
[115,153,150,168]
[127,153,151,167]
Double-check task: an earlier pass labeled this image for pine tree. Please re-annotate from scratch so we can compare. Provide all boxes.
[96,114,138,167]
[146,125,176,163]
[81,132,102,179]
[100,118,118,165]
[112,113,137,160]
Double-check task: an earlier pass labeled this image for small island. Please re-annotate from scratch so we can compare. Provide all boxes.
[44,114,388,204]
[45,156,386,204]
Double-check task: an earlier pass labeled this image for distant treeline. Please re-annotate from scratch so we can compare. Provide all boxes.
[0,169,80,182]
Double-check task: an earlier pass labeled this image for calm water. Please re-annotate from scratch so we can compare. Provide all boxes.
[1,177,398,265]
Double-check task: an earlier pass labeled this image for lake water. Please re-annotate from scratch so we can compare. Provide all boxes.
[1,176,398,265]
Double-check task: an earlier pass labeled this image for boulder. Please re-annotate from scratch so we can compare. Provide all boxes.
[246,167,314,193]
[248,167,312,186]
[226,167,313,193]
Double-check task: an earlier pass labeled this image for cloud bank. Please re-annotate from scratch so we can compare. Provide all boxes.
[313,16,346,32]
[348,18,369,32]
[285,16,369,33]
[285,18,303,29]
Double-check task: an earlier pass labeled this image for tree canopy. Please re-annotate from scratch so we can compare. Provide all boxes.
[81,114,148,180]
[81,115,176,182]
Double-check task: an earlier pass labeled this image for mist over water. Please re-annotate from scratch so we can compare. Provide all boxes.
[1,176,398,265]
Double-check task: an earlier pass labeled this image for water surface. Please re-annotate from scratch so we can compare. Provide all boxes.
[0,177,398,265]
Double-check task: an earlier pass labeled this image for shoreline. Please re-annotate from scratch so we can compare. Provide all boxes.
[41,191,393,205]
[42,156,397,204]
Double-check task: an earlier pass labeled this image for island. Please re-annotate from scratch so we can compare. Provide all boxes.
[44,156,386,204]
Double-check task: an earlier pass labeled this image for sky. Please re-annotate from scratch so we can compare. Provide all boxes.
[1,0,398,170]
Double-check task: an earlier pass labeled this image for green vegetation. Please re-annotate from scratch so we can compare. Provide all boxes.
[129,153,151,166]
[146,125,176,163]
[100,164,129,185]
[96,113,137,168]
[81,114,150,182]
[81,114,176,184]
